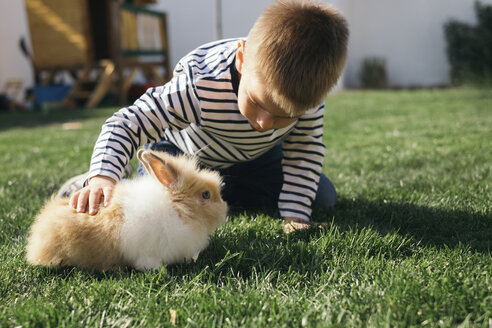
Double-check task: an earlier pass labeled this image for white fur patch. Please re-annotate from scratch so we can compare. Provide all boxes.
[118,176,210,271]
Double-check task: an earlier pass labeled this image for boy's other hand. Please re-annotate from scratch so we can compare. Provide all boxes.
[69,175,116,216]
[283,217,328,233]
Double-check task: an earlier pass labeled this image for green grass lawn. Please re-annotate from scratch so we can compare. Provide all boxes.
[0,87,491,327]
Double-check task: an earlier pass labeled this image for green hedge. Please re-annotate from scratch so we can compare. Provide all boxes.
[359,57,388,89]
[444,2,492,84]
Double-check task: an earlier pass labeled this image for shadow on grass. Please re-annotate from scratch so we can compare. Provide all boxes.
[221,198,491,253]
[0,108,115,131]
[323,198,491,253]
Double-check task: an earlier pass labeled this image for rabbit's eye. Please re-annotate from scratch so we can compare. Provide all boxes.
[202,191,211,199]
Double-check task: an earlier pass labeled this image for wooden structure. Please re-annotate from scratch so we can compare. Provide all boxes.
[25,0,170,108]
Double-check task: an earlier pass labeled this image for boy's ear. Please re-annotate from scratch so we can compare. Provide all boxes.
[236,40,245,74]
[137,149,177,187]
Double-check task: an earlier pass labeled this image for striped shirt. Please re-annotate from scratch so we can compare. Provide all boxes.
[89,38,326,221]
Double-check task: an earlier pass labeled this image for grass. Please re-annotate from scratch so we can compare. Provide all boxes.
[0,87,491,327]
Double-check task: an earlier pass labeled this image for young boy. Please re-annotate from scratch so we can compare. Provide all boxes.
[65,0,349,231]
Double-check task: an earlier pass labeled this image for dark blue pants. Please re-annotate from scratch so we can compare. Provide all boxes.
[138,141,337,211]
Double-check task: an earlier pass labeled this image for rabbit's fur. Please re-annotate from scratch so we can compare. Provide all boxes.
[26,149,228,271]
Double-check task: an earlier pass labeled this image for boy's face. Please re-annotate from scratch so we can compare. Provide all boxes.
[236,41,299,133]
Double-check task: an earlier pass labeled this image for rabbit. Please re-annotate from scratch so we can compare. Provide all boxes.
[25,149,228,272]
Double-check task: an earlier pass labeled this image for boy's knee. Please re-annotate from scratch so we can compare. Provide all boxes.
[314,174,337,209]
[145,140,182,156]
[138,141,182,176]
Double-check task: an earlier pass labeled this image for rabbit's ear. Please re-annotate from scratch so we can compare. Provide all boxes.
[137,149,177,187]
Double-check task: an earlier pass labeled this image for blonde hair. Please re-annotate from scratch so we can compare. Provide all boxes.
[244,0,349,116]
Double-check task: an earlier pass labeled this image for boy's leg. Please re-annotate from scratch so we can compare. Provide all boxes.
[56,172,89,198]
[137,140,183,176]
[313,174,337,209]
[218,145,284,209]
[57,162,133,198]
[218,143,338,211]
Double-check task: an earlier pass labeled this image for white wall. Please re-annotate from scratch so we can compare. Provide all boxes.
[343,0,492,87]
[0,0,33,102]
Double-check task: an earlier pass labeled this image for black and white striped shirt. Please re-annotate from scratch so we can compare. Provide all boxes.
[89,38,326,221]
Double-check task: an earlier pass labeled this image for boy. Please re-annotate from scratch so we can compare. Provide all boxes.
[64,0,349,232]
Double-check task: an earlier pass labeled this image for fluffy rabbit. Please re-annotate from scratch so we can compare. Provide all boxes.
[26,149,228,272]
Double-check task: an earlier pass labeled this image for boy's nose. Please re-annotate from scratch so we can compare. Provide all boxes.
[257,113,273,130]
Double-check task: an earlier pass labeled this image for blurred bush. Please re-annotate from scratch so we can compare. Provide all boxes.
[359,57,388,89]
[444,1,492,85]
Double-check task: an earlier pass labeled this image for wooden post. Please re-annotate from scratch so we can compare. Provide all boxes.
[110,0,126,105]
[159,12,171,82]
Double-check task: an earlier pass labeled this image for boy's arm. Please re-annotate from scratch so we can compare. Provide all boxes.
[279,103,326,222]
[88,73,199,183]
[75,72,199,215]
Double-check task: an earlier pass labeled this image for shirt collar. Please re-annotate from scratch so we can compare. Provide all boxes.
[230,55,240,96]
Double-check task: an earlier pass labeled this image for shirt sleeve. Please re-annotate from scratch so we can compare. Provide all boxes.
[88,71,200,182]
[279,103,326,221]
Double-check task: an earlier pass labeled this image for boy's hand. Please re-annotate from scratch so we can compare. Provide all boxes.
[283,217,328,233]
[69,175,116,215]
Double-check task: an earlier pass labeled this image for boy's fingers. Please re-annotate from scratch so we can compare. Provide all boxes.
[69,192,79,209]
[102,187,113,207]
[88,189,102,215]
[283,221,310,233]
[76,189,90,213]
[283,220,327,233]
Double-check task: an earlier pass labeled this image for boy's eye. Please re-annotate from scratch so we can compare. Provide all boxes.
[248,95,260,108]
[202,191,211,199]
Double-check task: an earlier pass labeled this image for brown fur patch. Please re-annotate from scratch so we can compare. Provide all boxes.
[26,196,125,271]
